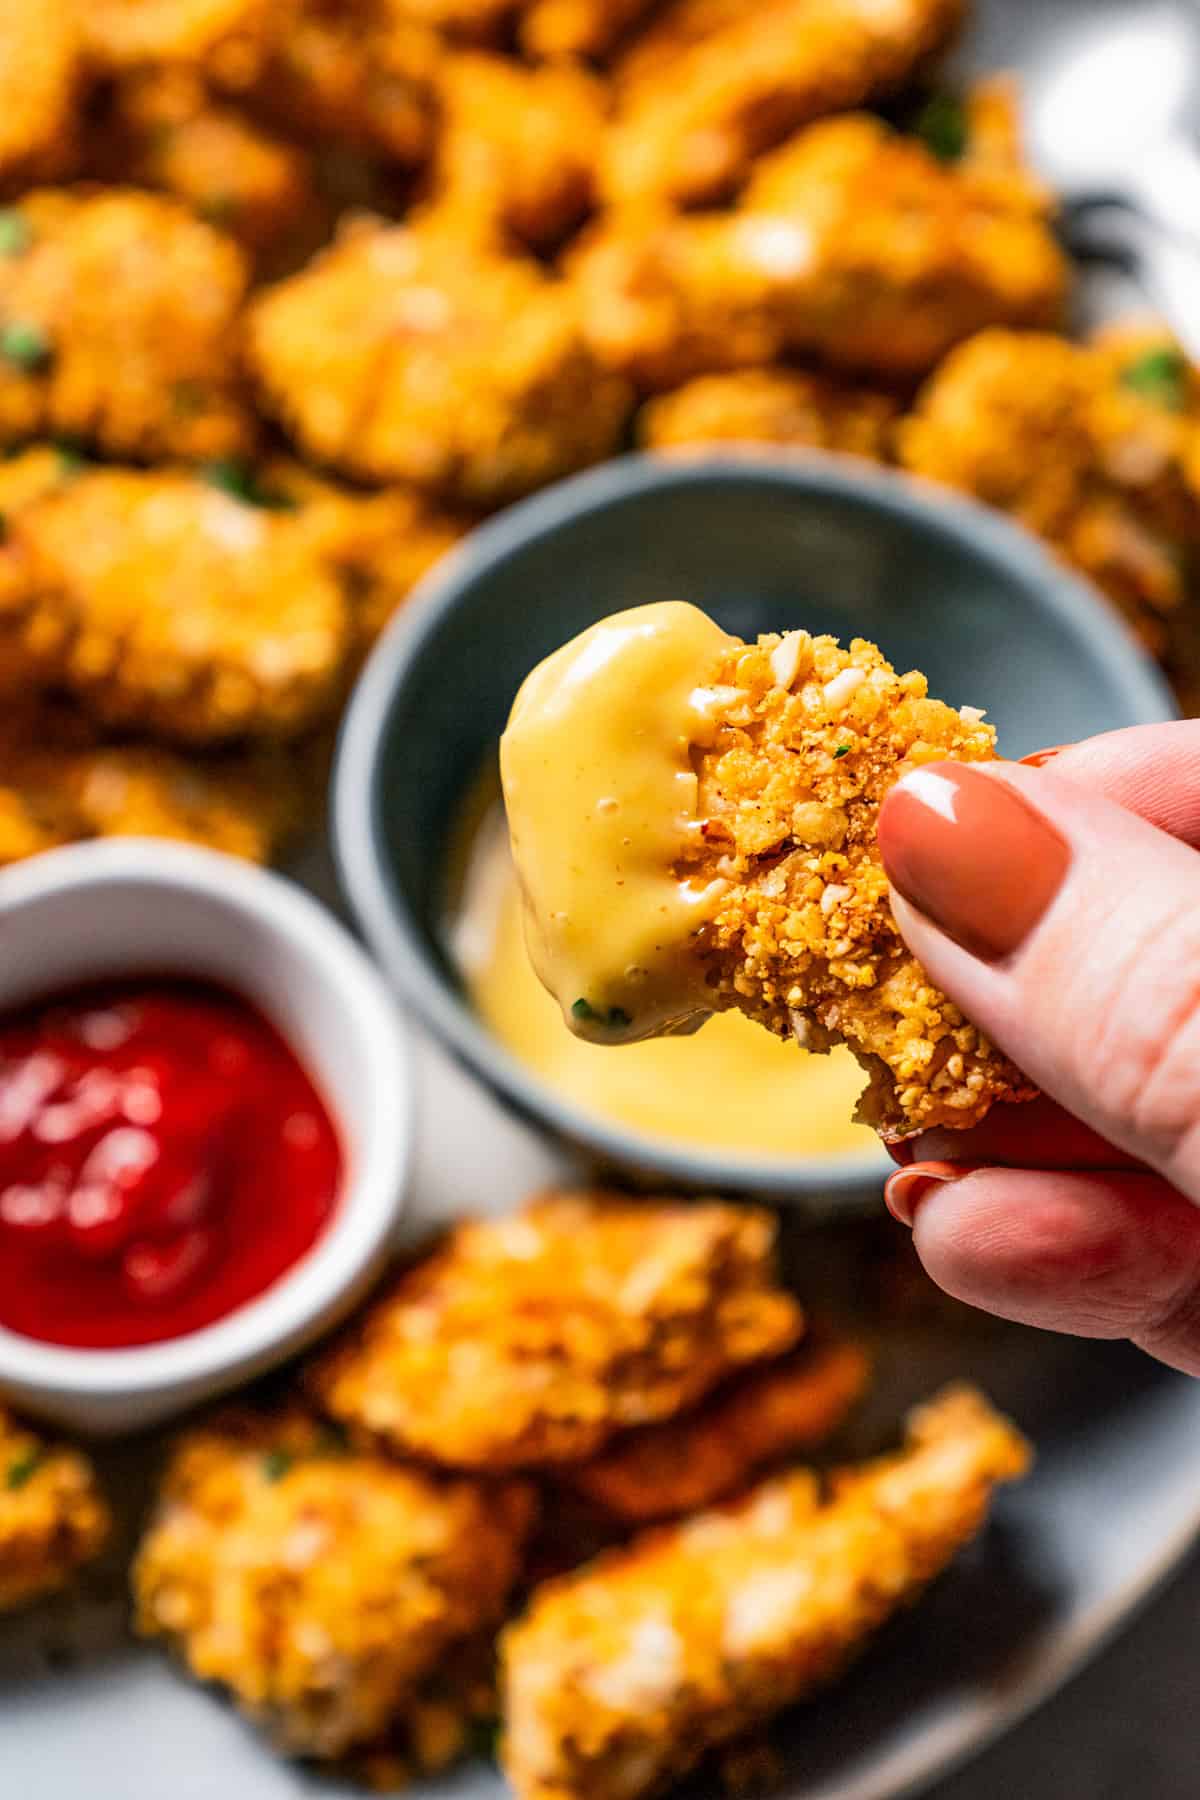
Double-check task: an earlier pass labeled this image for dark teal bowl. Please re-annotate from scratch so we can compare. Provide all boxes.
[333,453,1174,1207]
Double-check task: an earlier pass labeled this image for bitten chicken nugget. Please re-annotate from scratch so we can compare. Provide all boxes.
[501,1386,1030,1800]
[78,0,285,88]
[433,53,606,252]
[0,1407,110,1613]
[572,113,1067,391]
[563,1338,870,1524]
[0,469,351,743]
[899,324,1200,654]
[501,602,1035,1141]
[134,1409,535,1759]
[604,0,964,207]
[0,188,252,461]
[248,218,631,504]
[640,367,898,460]
[308,1192,804,1471]
[0,0,80,190]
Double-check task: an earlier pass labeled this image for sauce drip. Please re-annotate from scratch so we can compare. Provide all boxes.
[0,980,341,1349]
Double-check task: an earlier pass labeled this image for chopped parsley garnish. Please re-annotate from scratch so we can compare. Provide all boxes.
[572,998,632,1030]
[834,743,852,759]
[1,320,51,372]
[202,457,297,511]
[0,211,30,257]
[261,1448,295,1483]
[6,1449,44,1490]
[915,92,969,163]
[1120,345,1189,411]
[53,438,89,475]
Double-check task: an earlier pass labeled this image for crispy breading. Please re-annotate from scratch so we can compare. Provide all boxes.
[518,0,658,62]
[640,367,898,460]
[308,1192,804,1471]
[248,218,631,503]
[572,113,1067,391]
[134,1409,535,1759]
[0,0,80,190]
[433,53,606,252]
[679,627,1035,1140]
[0,188,253,461]
[604,0,964,207]
[0,1407,110,1613]
[501,1386,1030,1800]
[77,0,286,88]
[563,1339,871,1524]
[343,1634,501,1790]
[0,469,351,743]
[899,324,1200,654]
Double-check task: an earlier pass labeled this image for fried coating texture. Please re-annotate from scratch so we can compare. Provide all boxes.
[680,629,1035,1140]
[133,1409,535,1759]
[248,219,631,504]
[0,470,351,743]
[308,1192,804,1471]
[0,0,80,189]
[899,324,1200,654]
[640,367,898,461]
[433,53,606,252]
[77,0,285,87]
[604,0,965,207]
[518,0,657,61]
[0,1407,110,1613]
[501,1386,1030,1800]
[0,188,252,461]
[572,114,1067,391]
[563,1338,871,1524]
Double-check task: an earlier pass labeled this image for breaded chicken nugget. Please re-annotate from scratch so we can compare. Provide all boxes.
[0,188,252,461]
[604,0,964,207]
[0,1407,110,1613]
[308,1192,804,1471]
[563,1338,871,1524]
[248,219,631,504]
[572,113,1067,391]
[899,324,1200,654]
[78,0,285,89]
[134,1409,535,1759]
[518,0,658,62]
[433,53,606,252]
[640,367,898,460]
[344,1634,502,1790]
[501,1386,1030,1800]
[0,0,80,190]
[0,470,351,743]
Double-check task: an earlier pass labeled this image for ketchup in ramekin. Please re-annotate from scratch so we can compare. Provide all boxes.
[0,980,342,1349]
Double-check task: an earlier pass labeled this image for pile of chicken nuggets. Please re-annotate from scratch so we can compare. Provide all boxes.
[0,0,1196,869]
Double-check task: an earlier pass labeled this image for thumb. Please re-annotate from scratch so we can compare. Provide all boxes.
[878,759,1200,1201]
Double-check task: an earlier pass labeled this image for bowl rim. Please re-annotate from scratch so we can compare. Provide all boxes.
[0,838,412,1397]
[333,450,1175,1199]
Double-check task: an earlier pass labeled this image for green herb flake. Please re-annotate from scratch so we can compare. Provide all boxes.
[53,438,89,475]
[573,998,632,1031]
[833,743,852,759]
[0,211,31,257]
[6,1449,44,1491]
[915,92,969,163]
[0,320,51,372]
[1120,346,1189,411]
[202,457,296,511]
[571,997,597,1022]
[261,1448,295,1483]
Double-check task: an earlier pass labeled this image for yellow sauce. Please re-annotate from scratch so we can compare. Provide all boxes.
[449,803,874,1163]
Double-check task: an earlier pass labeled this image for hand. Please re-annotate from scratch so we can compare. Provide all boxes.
[877,722,1200,1376]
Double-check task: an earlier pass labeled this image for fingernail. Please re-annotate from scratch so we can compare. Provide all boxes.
[1020,743,1073,768]
[879,764,1071,961]
[884,1160,973,1228]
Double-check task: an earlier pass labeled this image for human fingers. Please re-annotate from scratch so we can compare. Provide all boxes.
[1020,720,1200,845]
[889,1094,1140,1172]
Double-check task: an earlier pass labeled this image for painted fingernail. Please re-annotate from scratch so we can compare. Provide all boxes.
[884,1160,974,1228]
[1020,743,1073,768]
[878,764,1071,961]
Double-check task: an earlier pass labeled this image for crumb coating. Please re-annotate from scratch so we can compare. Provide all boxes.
[501,1386,1030,1800]
[308,1192,804,1471]
[0,1407,110,1614]
[684,630,1035,1139]
[133,1409,535,1759]
[640,367,898,460]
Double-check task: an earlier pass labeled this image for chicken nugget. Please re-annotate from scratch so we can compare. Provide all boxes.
[248,218,631,504]
[572,113,1067,391]
[604,0,964,207]
[501,602,1035,1141]
[308,1192,804,1471]
[640,367,898,460]
[0,0,80,191]
[78,0,285,89]
[0,188,253,461]
[0,1407,110,1613]
[563,1338,870,1524]
[501,1386,1030,1800]
[134,1408,535,1759]
[518,0,658,63]
[0,469,351,743]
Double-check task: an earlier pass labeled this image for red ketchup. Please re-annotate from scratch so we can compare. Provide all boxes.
[0,980,341,1349]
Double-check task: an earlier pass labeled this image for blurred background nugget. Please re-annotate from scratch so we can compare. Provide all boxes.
[0,1407,110,1614]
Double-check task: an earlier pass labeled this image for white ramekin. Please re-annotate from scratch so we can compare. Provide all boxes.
[0,840,412,1435]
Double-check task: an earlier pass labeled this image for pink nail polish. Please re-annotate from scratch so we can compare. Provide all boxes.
[884,1160,977,1228]
[1019,743,1073,769]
